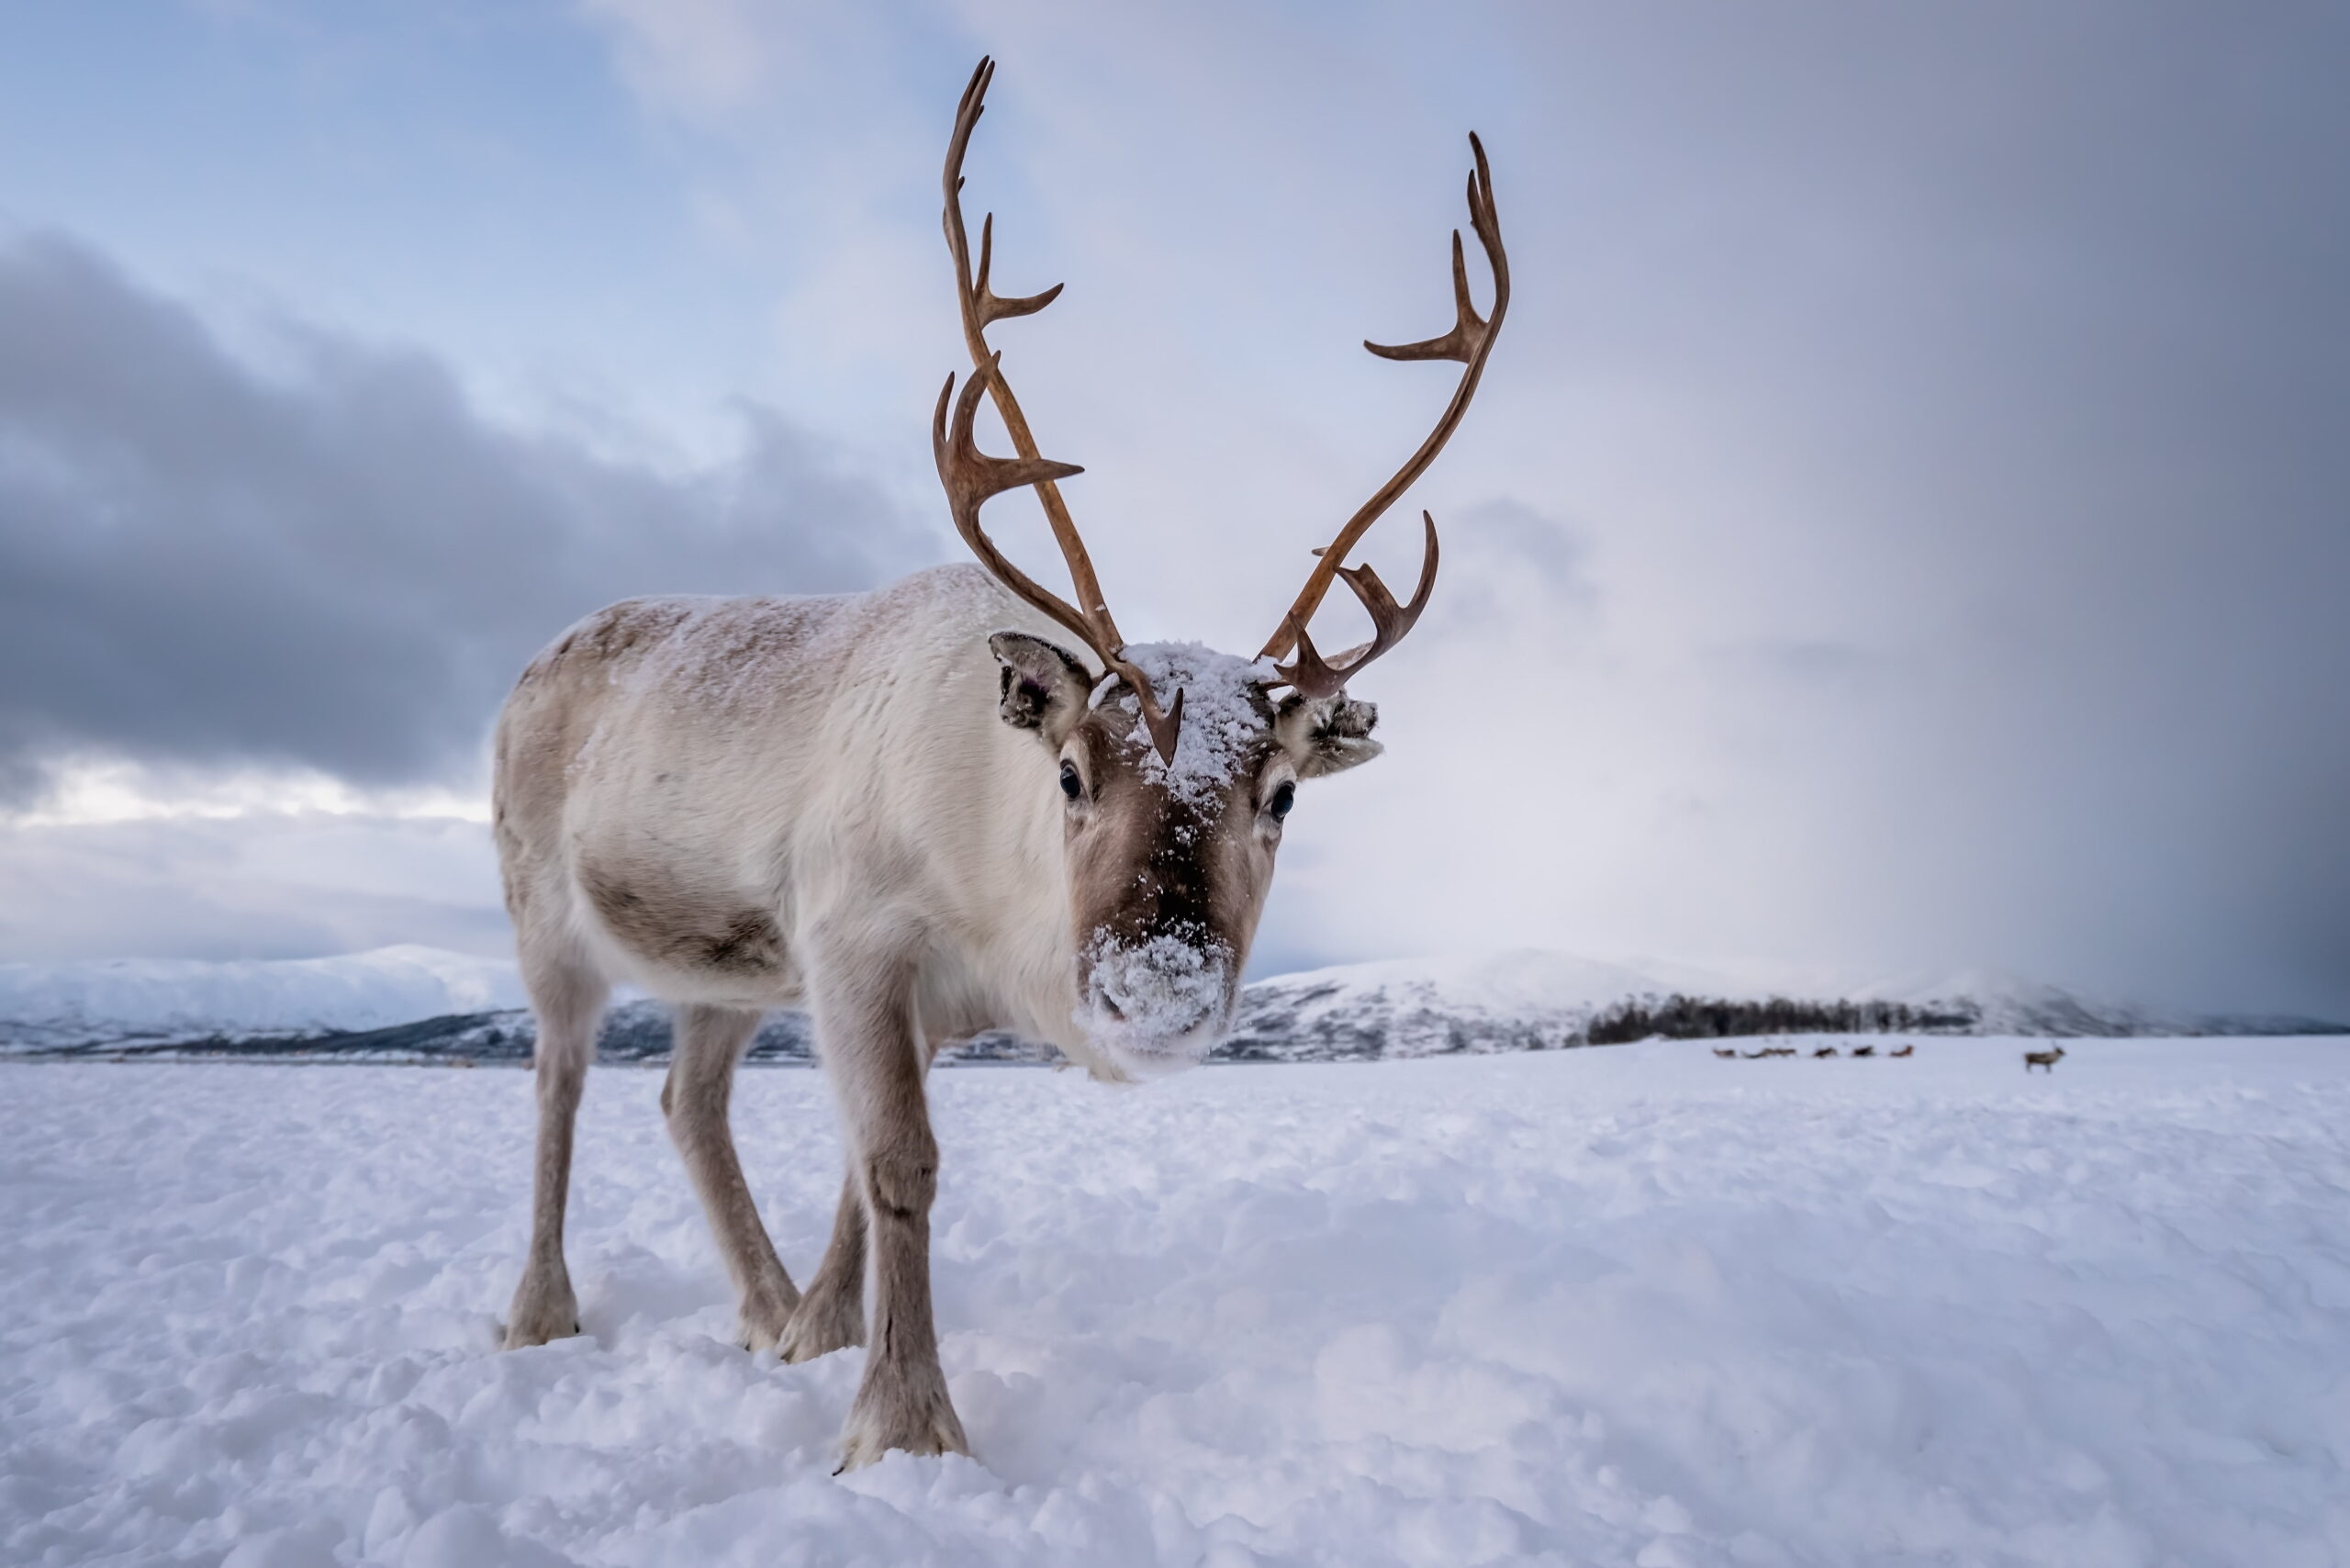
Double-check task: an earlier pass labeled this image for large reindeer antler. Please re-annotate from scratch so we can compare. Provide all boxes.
[1260,134,1510,700]
[934,56,1185,762]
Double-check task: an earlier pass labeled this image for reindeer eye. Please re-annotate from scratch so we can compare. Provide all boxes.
[1059,761,1082,801]
[1268,780,1296,821]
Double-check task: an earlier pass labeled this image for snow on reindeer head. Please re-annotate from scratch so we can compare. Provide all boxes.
[932,57,1510,1081]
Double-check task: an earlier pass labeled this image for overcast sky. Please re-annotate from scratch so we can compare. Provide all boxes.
[1,2,2344,1017]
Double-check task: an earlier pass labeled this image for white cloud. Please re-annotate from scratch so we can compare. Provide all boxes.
[576,0,777,117]
[576,0,908,122]
[7,758,489,830]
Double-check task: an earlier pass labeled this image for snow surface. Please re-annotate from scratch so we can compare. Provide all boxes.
[6,1038,2346,1565]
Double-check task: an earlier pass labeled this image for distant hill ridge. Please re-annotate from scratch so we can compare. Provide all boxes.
[4,946,2340,1062]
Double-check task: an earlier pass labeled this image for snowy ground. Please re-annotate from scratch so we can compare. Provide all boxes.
[5,1039,2346,1567]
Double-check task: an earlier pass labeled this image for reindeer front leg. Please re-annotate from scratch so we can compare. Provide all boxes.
[809,946,968,1467]
[785,1024,958,1363]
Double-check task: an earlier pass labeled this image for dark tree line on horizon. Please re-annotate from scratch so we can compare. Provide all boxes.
[1585,994,1978,1046]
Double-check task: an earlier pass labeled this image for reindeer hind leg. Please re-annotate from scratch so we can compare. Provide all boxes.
[505,938,608,1349]
[780,1171,867,1362]
[666,1003,800,1352]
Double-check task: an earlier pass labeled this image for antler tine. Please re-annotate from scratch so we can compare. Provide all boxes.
[1275,511,1441,699]
[977,214,1064,327]
[932,360,1091,633]
[938,58,1183,762]
[1363,229,1482,364]
[1261,132,1508,677]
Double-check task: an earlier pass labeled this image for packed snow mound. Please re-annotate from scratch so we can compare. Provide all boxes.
[3,1041,2345,1565]
[0,945,526,1048]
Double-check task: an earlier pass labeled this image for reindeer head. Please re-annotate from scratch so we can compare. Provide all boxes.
[934,58,1508,1079]
[987,633,1382,1076]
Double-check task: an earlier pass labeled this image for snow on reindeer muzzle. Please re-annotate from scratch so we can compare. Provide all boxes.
[1079,927,1236,1077]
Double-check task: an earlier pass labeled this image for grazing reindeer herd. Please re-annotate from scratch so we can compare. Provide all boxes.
[490,60,1508,1467]
[1709,1041,2071,1069]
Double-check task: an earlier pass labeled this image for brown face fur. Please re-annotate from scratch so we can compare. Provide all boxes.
[990,632,1381,1075]
[1060,690,1284,1047]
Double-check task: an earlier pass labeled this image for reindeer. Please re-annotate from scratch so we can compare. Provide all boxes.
[1712,1047,1737,1058]
[1812,1045,1838,1058]
[1851,1044,1876,1058]
[1889,1044,1915,1058]
[2024,1046,2066,1071]
[490,59,1508,1469]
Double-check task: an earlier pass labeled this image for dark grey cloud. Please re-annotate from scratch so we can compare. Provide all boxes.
[0,231,937,799]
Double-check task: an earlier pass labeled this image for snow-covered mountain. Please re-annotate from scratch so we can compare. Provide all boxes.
[1,945,2338,1061]
[1223,950,1739,1059]
[0,946,527,1052]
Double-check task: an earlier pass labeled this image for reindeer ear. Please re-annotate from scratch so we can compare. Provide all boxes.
[990,632,1093,745]
[1275,691,1383,778]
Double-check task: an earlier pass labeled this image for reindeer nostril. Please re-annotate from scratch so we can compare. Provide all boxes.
[1097,995,1126,1022]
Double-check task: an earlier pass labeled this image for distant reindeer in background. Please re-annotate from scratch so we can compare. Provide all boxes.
[488,58,1509,1467]
[1712,1047,1737,1059]
[1889,1044,1915,1058]
[1851,1044,1876,1058]
[2024,1046,2066,1072]
[1812,1046,1838,1058]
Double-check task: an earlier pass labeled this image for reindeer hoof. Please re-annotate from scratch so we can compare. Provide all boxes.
[503,1270,582,1350]
[836,1363,969,1470]
[737,1287,799,1356]
[779,1282,867,1364]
